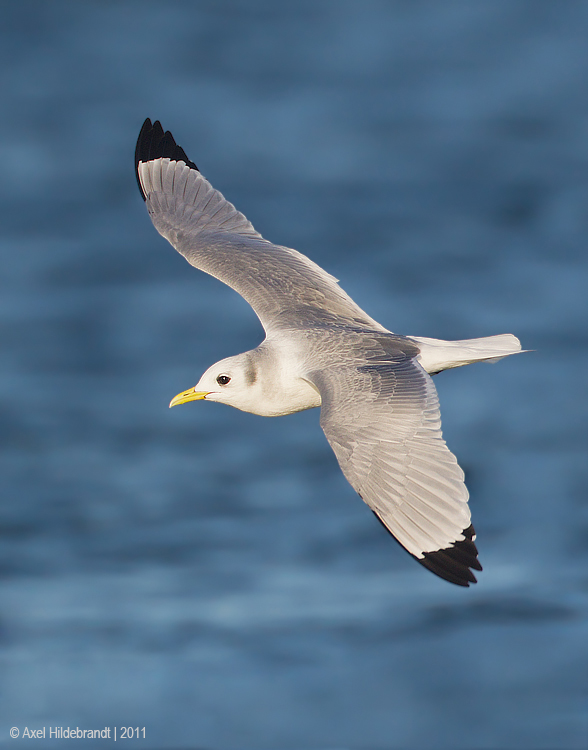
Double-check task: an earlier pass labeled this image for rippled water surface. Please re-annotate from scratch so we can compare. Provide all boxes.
[0,2,587,748]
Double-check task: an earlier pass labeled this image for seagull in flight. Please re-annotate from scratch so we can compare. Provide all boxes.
[135,118,522,586]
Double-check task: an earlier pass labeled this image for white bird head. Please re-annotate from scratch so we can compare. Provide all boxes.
[169,353,263,413]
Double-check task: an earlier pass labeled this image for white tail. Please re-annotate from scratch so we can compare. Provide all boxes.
[411,333,524,374]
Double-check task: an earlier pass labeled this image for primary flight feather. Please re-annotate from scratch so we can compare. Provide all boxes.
[136,118,522,586]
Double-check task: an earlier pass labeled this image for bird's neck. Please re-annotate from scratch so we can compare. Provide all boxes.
[245,342,322,417]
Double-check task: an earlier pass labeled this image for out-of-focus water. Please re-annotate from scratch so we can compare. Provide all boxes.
[0,2,586,748]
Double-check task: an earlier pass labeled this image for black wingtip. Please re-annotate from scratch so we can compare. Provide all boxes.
[417,524,482,587]
[135,118,199,200]
[373,513,481,587]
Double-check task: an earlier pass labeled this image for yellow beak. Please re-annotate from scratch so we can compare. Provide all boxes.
[169,388,210,408]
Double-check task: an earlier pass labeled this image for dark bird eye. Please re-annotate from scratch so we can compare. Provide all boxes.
[216,374,231,386]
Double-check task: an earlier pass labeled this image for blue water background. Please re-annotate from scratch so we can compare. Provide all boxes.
[0,1,586,748]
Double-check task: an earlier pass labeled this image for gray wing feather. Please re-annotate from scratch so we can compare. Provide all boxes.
[311,353,472,559]
[137,157,385,335]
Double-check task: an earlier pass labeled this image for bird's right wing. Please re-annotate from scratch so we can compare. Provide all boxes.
[136,119,384,336]
[310,350,482,586]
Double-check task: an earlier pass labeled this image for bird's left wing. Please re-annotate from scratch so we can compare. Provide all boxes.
[135,119,385,336]
[310,349,482,586]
